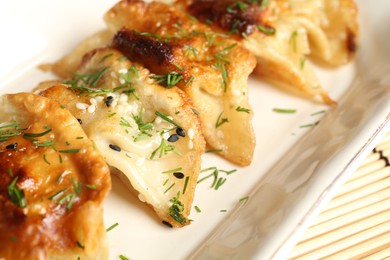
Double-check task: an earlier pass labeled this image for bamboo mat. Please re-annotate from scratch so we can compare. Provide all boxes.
[289,132,390,260]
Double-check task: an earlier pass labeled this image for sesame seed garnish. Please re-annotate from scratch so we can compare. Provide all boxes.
[188,140,194,149]
[6,143,18,150]
[77,118,83,125]
[217,130,224,139]
[162,132,170,140]
[232,88,241,96]
[176,128,185,137]
[162,221,173,228]
[118,68,128,74]
[167,134,179,143]
[109,144,121,152]
[90,98,97,106]
[76,102,88,110]
[173,172,185,179]
[105,96,114,107]
[95,96,104,102]
[87,104,96,114]
[188,128,195,139]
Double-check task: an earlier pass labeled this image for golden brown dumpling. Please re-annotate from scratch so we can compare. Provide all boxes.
[38,48,205,227]
[0,93,111,259]
[287,0,359,65]
[105,0,257,166]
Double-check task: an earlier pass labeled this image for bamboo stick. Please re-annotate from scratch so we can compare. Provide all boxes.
[313,185,390,226]
[290,217,390,259]
[333,166,390,197]
[325,230,390,260]
[296,197,390,243]
[325,168,390,210]
[289,132,390,259]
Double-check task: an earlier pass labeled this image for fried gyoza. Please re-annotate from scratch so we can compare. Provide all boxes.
[51,0,257,166]
[0,93,110,259]
[286,0,359,65]
[38,49,205,227]
[179,0,358,104]
[105,0,257,166]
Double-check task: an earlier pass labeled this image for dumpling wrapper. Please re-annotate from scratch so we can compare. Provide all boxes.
[287,0,359,65]
[0,93,111,259]
[48,0,256,166]
[105,0,257,166]
[180,0,337,104]
[38,48,205,227]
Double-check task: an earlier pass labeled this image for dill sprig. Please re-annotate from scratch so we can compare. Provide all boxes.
[150,71,183,88]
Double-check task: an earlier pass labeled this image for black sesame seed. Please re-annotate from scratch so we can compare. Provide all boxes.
[109,144,121,152]
[176,128,185,137]
[173,172,185,179]
[162,221,173,228]
[167,134,179,142]
[6,143,18,150]
[77,118,83,125]
[105,96,114,107]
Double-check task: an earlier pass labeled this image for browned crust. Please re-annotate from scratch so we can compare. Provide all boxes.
[187,0,270,37]
[0,93,110,259]
[113,29,176,74]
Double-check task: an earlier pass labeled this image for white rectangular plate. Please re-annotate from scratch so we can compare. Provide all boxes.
[0,1,389,259]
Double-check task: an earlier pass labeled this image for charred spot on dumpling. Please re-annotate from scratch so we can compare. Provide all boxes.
[113,29,175,75]
[187,0,265,36]
[113,28,192,87]
[346,29,358,54]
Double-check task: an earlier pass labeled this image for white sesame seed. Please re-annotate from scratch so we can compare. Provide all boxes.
[117,105,125,112]
[188,128,195,140]
[188,140,194,149]
[111,98,119,108]
[146,78,154,84]
[162,132,170,140]
[217,130,224,139]
[31,204,47,215]
[155,117,162,124]
[118,68,128,74]
[87,104,96,114]
[132,103,139,114]
[119,94,128,103]
[232,88,241,96]
[76,102,88,110]
[95,96,104,102]
[90,98,97,106]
